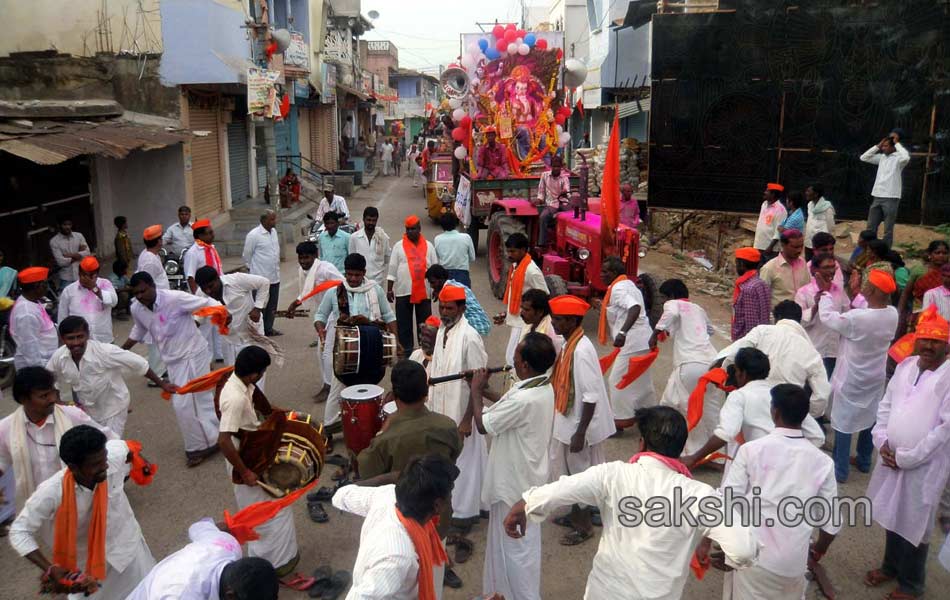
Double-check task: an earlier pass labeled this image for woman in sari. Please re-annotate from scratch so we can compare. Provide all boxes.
[896,239,949,334]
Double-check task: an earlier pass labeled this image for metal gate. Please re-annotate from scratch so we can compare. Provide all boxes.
[310,104,337,171]
[189,103,224,218]
[227,118,250,205]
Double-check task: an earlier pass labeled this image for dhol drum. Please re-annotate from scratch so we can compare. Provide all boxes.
[259,411,327,498]
[333,325,398,385]
[340,384,385,457]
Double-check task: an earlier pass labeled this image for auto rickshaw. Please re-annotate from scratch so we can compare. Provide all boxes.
[424,154,455,222]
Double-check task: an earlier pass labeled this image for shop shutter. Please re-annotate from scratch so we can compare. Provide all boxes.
[189,103,223,218]
[227,118,250,205]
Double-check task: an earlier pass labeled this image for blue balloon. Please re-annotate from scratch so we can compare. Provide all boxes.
[524,33,536,48]
[485,47,501,60]
[478,38,489,52]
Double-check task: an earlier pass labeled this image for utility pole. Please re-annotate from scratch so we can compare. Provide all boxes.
[251,0,280,216]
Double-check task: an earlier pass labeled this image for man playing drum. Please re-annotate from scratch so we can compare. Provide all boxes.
[314,253,398,433]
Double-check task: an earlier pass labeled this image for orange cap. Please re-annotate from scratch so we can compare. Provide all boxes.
[143,224,163,241]
[193,218,211,230]
[868,269,897,294]
[549,294,590,316]
[425,315,442,327]
[17,266,49,284]
[483,126,497,134]
[735,247,761,263]
[766,183,784,192]
[79,256,99,273]
[439,285,466,303]
[915,305,949,342]
[405,215,420,228]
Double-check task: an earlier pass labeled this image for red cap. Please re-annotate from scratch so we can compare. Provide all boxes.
[79,256,100,273]
[143,224,163,241]
[766,183,784,192]
[549,295,591,316]
[405,215,420,228]
[193,218,211,230]
[424,315,442,327]
[17,267,49,284]
[868,269,897,294]
[439,285,466,303]
[735,247,761,263]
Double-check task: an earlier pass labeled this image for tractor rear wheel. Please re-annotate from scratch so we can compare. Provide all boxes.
[487,213,528,299]
[544,274,568,297]
[638,273,664,328]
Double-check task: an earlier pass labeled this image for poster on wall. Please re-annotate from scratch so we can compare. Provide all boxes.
[247,67,281,118]
[285,31,310,70]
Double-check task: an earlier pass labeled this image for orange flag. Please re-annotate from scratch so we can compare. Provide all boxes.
[125,440,157,486]
[299,280,343,304]
[888,332,916,364]
[224,479,317,544]
[162,366,234,400]
[194,306,230,335]
[600,105,621,249]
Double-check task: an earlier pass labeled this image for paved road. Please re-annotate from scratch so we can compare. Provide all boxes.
[3,172,949,599]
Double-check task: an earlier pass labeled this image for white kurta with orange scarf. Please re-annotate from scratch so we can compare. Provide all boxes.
[503,259,548,366]
[605,280,656,420]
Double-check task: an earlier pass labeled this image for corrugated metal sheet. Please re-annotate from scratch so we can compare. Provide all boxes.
[0,119,189,165]
[227,118,250,204]
[189,105,224,218]
[617,98,651,119]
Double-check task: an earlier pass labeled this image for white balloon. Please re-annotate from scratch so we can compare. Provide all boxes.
[454,146,468,160]
[559,132,571,146]
[507,42,518,55]
[516,37,523,44]
[452,108,466,122]
[556,125,564,136]
[448,98,461,109]
[518,43,530,56]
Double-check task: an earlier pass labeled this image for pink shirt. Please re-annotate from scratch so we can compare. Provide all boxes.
[620,196,640,229]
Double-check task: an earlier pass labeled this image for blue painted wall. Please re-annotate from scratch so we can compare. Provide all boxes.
[159,0,251,85]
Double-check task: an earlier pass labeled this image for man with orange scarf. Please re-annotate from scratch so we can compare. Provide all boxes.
[184,218,226,362]
[548,295,615,546]
[732,247,771,341]
[493,233,549,366]
[388,215,439,354]
[10,425,155,598]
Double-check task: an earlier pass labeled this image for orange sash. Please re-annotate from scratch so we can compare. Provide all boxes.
[403,235,429,304]
[686,368,734,430]
[194,306,230,335]
[395,508,447,600]
[223,480,316,544]
[553,327,585,415]
[598,275,628,344]
[732,270,757,305]
[125,440,157,486]
[196,240,222,274]
[162,365,234,400]
[53,470,107,581]
[503,254,532,315]
[299,280,343,304]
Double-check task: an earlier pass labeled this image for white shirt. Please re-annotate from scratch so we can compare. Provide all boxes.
[714,379,825,447]
[316,195,351,223]
[655,299,716,366]
[388,238,439,298]
[196,273,269,345]
[127,518,242,600]
[130,289,217,363]
[10,440,145,573]
[349,228,392,287]
[242,224,281,284]
[333,484,437,600]
[137,248,169,290]
[49,231,90,282]
[860,142,910,198]
[297,260,343,311]
[922,285,950,322]
[753,201,787,250]
[163,222,194,257]
[433,230,476,272]
[795,280,851,358]
[803,198,835,248]
[218,373,260,434]
[482,375,554,507]
[381,143,394,161]
[428,318,487,424]
[57,278,119,343]
[552,335,615,446]
[0,406,115,497]
[819,298,899,433]
[716,320,830,418]
[10,296,59,369]
[522,458,758,600]
[722,428,839,578]
[183,242,221,281]
[504,260,548,326]
[46,340,148,423]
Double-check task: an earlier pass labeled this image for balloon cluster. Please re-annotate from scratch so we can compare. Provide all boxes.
[477,23,548,61]
[450,111,474,160]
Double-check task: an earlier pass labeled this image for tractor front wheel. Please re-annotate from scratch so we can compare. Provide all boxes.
[544,274,568,297]
[638,273,664,328]
[487,212,528,299]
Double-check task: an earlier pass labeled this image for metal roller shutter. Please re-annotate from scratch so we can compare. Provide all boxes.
[189,104,223,218]
[310,105,337,171]
[227,118,250,205]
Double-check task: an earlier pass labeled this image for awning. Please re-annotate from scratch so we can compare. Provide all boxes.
[0,118,190,165]
[336,84,369,101]
[617,98,651,119]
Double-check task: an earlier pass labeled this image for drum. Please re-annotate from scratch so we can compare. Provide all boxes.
[333,325,398,385]
[260,411,327,498]
[340,384,385,456]
[382,401,397,419]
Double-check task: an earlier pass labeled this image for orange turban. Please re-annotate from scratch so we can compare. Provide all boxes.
[868,269,897,294]
[405,215,420,228]
[425,315,442,327]
[550,295,590,316]
[915,304,949,341]
[79,257,99,273]
[766,183,784,192]
[438,285,466,303]
[193,218,211,230]
[143,225,163,241]
[17,266,49,284]
[735,247,761,263]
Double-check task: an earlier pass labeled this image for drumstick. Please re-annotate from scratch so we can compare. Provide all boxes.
[429,365,511,385]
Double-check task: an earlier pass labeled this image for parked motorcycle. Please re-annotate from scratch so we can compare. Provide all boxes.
[160,248,189,291]
[306,215,359,243]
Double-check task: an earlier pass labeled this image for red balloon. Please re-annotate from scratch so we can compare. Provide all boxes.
[504,30,517,43]
[556,48,563,60]
[496,38,508,52]
[517,30,526,39]
[492,25,505,39]
[452,127,467,142]
[535,39,548,50]
[460,115,473,128]
[555,114,567,126]
[505,23,516,32]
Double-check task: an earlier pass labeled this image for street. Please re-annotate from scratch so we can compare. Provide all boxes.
[3,172,949,599]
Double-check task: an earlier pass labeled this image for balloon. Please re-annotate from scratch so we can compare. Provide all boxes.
[493,25,505,39]
[454,146,468,160]
[452,127,467,142]
[506,23,516,32]
[516,37,523,45]
[452,108,466,122]
[517,30,526,39]
[485,48,500,60]
[559,132,571,146]
[504,30,517,43]
[460,115,473,128]
[507,42,518,55]
[448,98,461,109]
[556,125,564,136]
[555,114,567,126]
[496,38,508,53]
[564,58,589,88]
[478,38,489,52]
[535,38,548,50]
[556,48,563,60]
[525,33,536,47]
[518,43,530,56]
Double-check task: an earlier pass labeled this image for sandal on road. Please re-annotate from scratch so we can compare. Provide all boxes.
[308,501,329,523]
[280,573,315,591]
[560,529,593,546]
[322,570,352,600]
[883,591,919,600]
[864,569,895,588]
[552,515,573,528]
[308,487,336,502]
[454,537,474,564]
[308,566,333,598]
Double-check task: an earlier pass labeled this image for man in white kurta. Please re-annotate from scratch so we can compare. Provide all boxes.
[818,269,898,482]
[10,267,60,369]
[242,210,281,336]
[493,235,548,366]
[794,253,852,379]
[470,332,556,600]
[123,273,222,464]
[163,205,194,258]
[720,384,839,600]
[348,206,391,287]
[184,218,225,361]
[428,286,488,520]
[505,406,758,600]
[865,307,950,598]
[194,267,271,372]
[57,257,118,344]
[136,225,170,378]
[9,432,155,599]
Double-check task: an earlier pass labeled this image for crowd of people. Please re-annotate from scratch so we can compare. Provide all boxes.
[0,135,948,600]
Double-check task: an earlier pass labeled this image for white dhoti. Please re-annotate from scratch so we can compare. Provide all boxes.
[549,440,606,481]
[724,565,806,600]
[321,319,337,388]
[165,351,220,452]
[71,537,155,600]
[233,483,298,570]
[483,501,541,600]
[325,375,344,426]
[505,326,522,367]
[660,361,723,457]
[452,430,488,519]
[608,348,657,420]
[0,468,15,524]
[98,411,129,439]
[146,343,165,377]
[201,323,225,362]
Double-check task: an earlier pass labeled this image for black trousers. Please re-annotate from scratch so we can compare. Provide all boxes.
[882,529,929,596]
[395,296,431,355]
[263,282,280,335]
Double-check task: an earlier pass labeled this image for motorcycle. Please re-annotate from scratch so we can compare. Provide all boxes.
[306,215,359,243]
[160,248,189,291]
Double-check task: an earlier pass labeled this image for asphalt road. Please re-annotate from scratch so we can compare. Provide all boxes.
[3,172,949,599]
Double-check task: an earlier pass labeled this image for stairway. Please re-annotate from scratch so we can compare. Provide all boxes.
[214,198,319,258]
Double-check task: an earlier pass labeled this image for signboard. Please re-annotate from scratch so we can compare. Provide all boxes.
[247,67,281,118]
[285,31,309,70]
[322,62,337,104]
[324,28,351,62]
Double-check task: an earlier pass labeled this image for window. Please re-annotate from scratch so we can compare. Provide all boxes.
[416,80,422,96]
[586,0,604,31]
